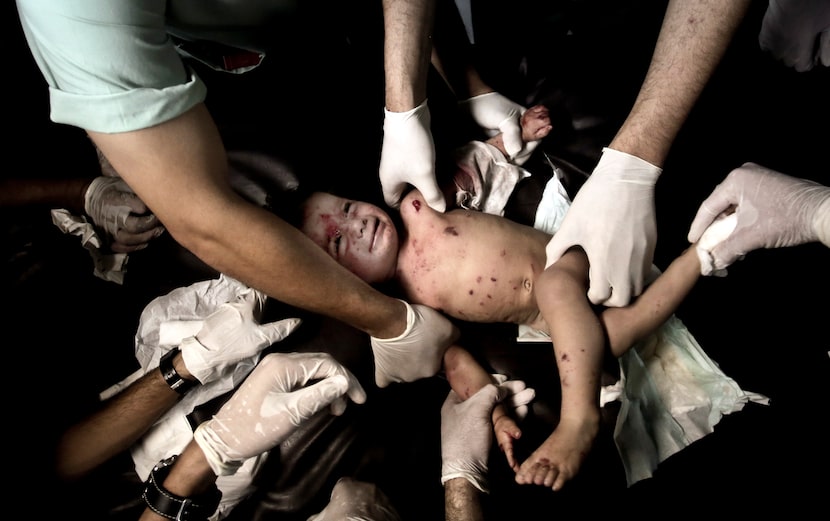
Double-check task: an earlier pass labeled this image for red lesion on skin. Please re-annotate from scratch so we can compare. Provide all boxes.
[476,276,482,283]
[413,199,421,211]
[561,354,569,361]
[491,277,497,282]
[468,289,474,295]
[444,226,458,236]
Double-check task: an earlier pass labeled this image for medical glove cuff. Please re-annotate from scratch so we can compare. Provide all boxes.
[813,196,830,247]
[441,466,489,494]
[370,300,457,387]
[193,422,245,477]
[597,147,662,184]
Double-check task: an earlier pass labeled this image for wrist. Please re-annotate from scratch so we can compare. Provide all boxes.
[159,348,199,395]
[142,454,221,521]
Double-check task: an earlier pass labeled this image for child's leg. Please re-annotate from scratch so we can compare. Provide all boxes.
[519,248,602,491]
[443,344,524,470]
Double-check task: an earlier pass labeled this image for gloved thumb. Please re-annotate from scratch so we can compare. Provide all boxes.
[258,317,302,345]
[382,180,407,210]
[290,374,351,419]
[688,195,729,244]
[498,116,525,159]
[419,180,447,213]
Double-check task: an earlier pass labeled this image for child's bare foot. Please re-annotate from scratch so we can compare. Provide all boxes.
[514,414,599,491]
[494,414,523,472]
[520,105,553,142]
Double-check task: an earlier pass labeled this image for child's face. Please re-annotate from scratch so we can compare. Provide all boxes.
[301,192,399,284]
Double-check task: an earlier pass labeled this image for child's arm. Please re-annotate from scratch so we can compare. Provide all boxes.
[443,344,524,471]
[601,246,701,357]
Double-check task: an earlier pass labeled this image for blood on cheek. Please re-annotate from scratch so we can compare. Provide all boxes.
[320,214,339,239]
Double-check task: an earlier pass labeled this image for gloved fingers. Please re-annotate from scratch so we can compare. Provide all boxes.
[258,317,303,345]
[228,284,268,320]
[117,190,152,215]
[381,180,406,210]
[289,374,353,420]
[498,380,536,410]
[417,180,448,213]
[121,212,163,234]
[288,352,368,405]
[688,186,737,243]
[586,261,621,307]
[110,225,164,252]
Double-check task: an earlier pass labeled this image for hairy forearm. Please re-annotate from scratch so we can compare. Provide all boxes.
[444,478,484,521]
[56,367,180,481]
[610,0,752,166]
[0,178,90,214]
[89,105,404,338]
[383,0,436,111]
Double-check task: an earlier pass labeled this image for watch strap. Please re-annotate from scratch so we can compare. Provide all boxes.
[142,455,221,521]
[159,347,197,395]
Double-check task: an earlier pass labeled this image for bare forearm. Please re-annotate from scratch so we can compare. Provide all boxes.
[0,178,90,213]
[610,0,751,166]
[89,105,404,339]
[601,247,700,357]
[56,366,180,480]
[383,0,436,111]
[444,478,484,521]
[139,440,216,521]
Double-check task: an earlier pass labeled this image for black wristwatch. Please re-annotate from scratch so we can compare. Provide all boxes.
[159,347,198,395]
[142,455,222,521]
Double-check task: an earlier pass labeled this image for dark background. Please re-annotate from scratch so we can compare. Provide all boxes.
[5,1,828,519]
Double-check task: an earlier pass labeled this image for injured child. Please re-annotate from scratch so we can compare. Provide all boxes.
[290,106,767,492]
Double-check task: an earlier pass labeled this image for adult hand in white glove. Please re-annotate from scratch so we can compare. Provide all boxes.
[370,300,458,388]
[379,101,445,212]
[759,0,830,72]
[440,384,505,493]
[194,352,366,476]
[180,291,302,385]
[84,176,165,253]
[545,147,662,307]
[491,374,536,420]
[688,162,830,273]
[459,92,537,164]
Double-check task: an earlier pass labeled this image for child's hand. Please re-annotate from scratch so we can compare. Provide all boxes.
[520,105,552,142]
[493,411,523,472]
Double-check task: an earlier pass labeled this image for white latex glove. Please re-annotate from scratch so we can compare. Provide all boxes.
[759,0,830,72]
[83,176,165,253]
[194,352,366,476]
[491,374,536,420]
[459,92,538,165]
[688,162,830,273]
[370,300,459,388]
[180,291,302,385]
[379,101,445,212]
[545,147,662,307]
[440,384,504,493]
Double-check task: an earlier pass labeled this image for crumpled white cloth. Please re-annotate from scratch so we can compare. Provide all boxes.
[483,167,768,485]
[99,274,267,520]
[452,141,531,216]
[50,208,128,284]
